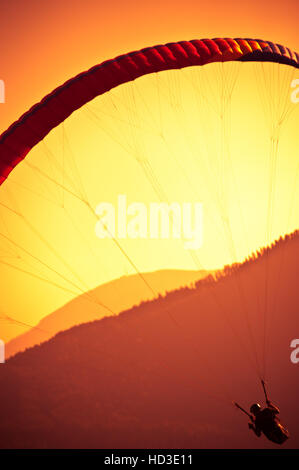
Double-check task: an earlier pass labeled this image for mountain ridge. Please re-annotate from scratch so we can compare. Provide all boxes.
[1,231,298,449]
[5,268,210,359]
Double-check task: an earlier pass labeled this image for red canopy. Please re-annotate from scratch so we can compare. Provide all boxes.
[0,38,298,185]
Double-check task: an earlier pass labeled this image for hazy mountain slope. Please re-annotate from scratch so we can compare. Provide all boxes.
[0,233,298,449]
[6,269,209,359]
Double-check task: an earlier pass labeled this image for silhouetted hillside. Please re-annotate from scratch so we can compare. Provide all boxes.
[0,232,298,449]
[6,269,209,359]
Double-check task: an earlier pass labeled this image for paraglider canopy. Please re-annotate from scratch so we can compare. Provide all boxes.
[0,38,298,184]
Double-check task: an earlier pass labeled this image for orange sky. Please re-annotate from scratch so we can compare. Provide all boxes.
[0,0,298,342]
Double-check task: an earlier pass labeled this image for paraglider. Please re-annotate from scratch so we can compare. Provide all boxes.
[235,380,290,445]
